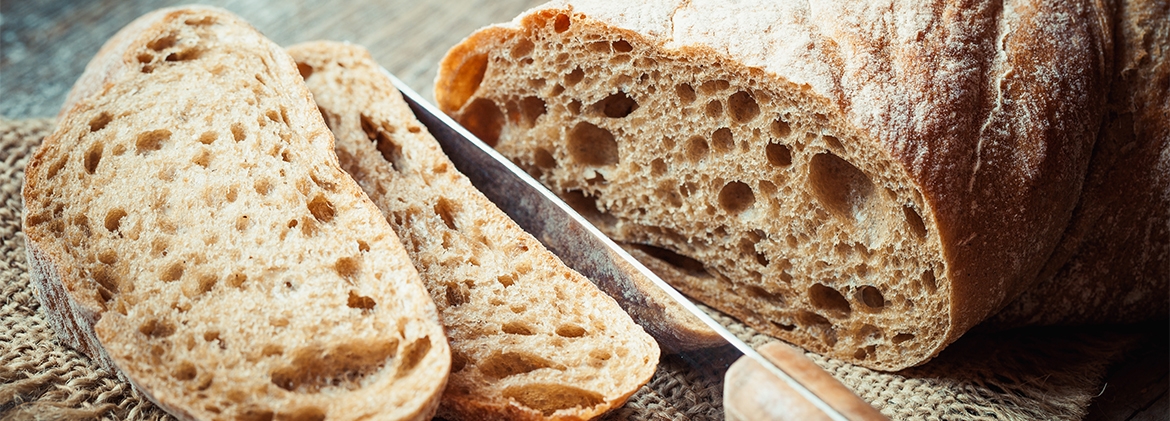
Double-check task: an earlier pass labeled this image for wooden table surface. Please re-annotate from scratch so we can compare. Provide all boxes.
[2,1,1165,420]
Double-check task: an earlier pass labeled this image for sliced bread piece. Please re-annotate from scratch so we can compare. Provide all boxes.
[22,7,449,420]
[434,0,1111,370]
[288,41,659,420]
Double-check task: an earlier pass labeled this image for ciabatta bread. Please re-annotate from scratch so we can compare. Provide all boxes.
[435,0,1111,370]
[22,7,450,420]
[289,41,659,421]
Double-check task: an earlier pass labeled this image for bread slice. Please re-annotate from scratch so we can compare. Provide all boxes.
[21,7,450,420]
[288,41,659,420]
[434,0,1111,370]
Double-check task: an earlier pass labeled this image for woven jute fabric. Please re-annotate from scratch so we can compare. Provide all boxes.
[0,117,1140,420]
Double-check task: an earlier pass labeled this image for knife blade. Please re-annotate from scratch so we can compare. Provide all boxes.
[385,70,884,421]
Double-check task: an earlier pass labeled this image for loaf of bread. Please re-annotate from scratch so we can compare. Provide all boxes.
[989,0,1169,327]
[435,0,1112,370]
[22,7,450,420]
[289,41,659,420]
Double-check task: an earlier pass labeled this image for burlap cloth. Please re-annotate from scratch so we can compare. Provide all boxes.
[0,117,1147,420]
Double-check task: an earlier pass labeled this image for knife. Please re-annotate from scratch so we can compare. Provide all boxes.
[386,70,886,421]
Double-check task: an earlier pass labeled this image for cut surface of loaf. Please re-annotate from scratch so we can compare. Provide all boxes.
[436,0,1110,370]
[21,7,450,421]
[289,41,659,420]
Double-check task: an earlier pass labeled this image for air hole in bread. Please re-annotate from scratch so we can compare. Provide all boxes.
[236,215,250,231]
[532,148,557,172]
[182,274,216,298]
[261,344,283,358]
[512,38,535,59]
[135,129,171,154]
[227,272,247,289]
[892,333,914,344]
[252,178,272,195]
[192,149,211,168]
[904,205,927,239]
[104,209,127,232]
[45,158,67,179]
[346,290,376,312]
[587,41,610,53]
[84,142,103,174]
[296,62,314,79]
[446,281,471,306]
[920,269,937,293]
[567,122,618,166]
[270,340,397,393]
[357,240,370,253]
[136,53,154,64]
[172,361,197,381]
[594,91,638,119]
[334,257,360,282]
[745,285,783,303]
[148,33,178,51]
[823,135,844,152]
[503,384,603,416]
[97,249,117,265]
[771,118,792,138]
[461,98,504,147]
[226,187,238,203]
[231,123,246,142]
[704,100,723,118]
[564,68,585,86]
[89,112,113,132]
[502,322,536,335]
[718,181,755,214]
[613,39,633,53]
[797,310,837,346]
[165,46,204,62]
[396,337,432,376]
[684,136,709,162]
[203,331,220,343]
[162,262,184,283]
[434,197,459,230]
[238,409,275,421]
[307,195,336,224]
[497,274,517,287]
[553,13,571,33]
[445,53,489,111]
[520,96,547,126]
[728,91,760,123]
[479,351,556,379]
[808,283,851,316]
[858,285,885,310]
[766,143,792,166]
[284,408,325,421]
[808,153,874,222]
[555,324,586,338]
[675,83,696,104]
[139,319,176,338]
[712,128,734,153]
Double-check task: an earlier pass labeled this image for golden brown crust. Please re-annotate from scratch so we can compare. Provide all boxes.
[436,0,1112,370]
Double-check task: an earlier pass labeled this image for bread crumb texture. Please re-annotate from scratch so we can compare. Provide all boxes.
[291,41,659,421]
[436,0,1109,371]
[22,7,448,421]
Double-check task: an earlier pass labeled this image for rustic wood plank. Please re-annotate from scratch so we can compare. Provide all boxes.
[0,0,543,118]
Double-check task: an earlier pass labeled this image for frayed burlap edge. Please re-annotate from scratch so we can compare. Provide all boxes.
[0,118,1143,420]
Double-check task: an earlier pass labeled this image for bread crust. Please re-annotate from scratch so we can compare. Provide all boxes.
[436,0,1112,369]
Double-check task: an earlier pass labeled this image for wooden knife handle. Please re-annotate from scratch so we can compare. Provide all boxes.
[724,341,889,421]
